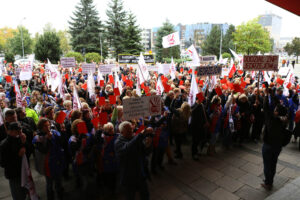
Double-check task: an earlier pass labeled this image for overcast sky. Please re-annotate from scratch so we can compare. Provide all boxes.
[0,0,299,38]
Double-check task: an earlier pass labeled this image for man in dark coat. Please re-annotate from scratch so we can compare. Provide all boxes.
[115,121,153,200]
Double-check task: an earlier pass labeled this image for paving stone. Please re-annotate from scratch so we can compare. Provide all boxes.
[278,168,300,179]
[224,157,248,168]
[175,194,194,200]
[240,153,262,165]
[215,175,244,192]
[208,187,240,200]
[198,168,224,182]
[235,185,268,200]
[160,186,184,200]
[264,182,299,200]
[240,162,263,176]
[220,165,247,179]
[238,173,262,189]
[189,177,218,197]
[278,153,299,165]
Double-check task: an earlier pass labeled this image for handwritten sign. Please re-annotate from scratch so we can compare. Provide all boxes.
[243,55,278,71]
[60,57,76,68]
[82,63,96,74]
[147,65,158,72]
[123,95,161,120]
[200,56,217,63]
[99,64,115,75]
[197,65,222,76]
[161,64,171,75]
[118,54,155,64]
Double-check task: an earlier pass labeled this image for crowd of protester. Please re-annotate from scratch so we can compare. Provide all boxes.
[0,60,300,200]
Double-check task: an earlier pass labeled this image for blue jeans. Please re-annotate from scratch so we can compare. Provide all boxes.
[8,177,27,200]
[262,143,282,185]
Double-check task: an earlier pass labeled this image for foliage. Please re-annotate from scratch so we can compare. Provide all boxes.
[0,27,16,53]
[105,0,127,59]
[65,51,84,62]
[4,51,15,63]
[162,57,192,63]
[57,30,72,55]
[222,52,231,59]
[34,31,62,63]
[154,20,180,62]
[69,0,107,56]
[222,24,235,54]
[284,37,300,63]
[233,18,271,55]
[123,12,143,55]
[85,52,102,63]
[201,25,222,58]
[7,26,33,56]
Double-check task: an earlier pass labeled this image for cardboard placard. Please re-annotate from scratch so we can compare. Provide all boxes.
[60,57,76,68]
[82,63,96,74]
[197,65,222,76]
[243,55,278,71]
[99,64,115,75]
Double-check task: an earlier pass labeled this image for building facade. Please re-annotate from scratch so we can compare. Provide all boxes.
[140,28,152,52]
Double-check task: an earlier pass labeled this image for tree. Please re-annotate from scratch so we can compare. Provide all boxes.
[0,27,16,53]
[85,52,102,63]
[222,24,235,54]
[284,37,300,63]
[201,25,222,57]
[106,0,127,58]
[4,51,15,63]
[57,30,72,55]
[123,12,143,55]
[69,0,106,56]
[7,26,33,56]
[65,51,84,62]
[222,52,231,59]
[233,18,271,55]
[154,20,180,62]
[34,31,62,63]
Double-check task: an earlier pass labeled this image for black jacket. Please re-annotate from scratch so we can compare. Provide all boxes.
[0,136,26,179]
[190,103,207,136]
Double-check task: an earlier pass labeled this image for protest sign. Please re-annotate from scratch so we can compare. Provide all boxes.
[197,65,222,76]
[15,68,21,78]
[161,64,171,75]
[123,95,161,120]
[243,55,278,71]
[118,54,155,64]
[200,56,217,63]
[20,62,32,80]
[221,68,229,76]
[147,65,158,72]
[99,64,115,75]
[60,57,76,68]
[162,32,180,48]
[82,63,96,74]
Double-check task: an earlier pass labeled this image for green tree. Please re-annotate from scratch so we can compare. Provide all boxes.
[7,26,33,56]
[123,12,143,55]
[106,0,127,58]
[65,51,84,62]
[154,20,180,62]
[222,24,235,54]
[57,30,72,55]
[69,0,106,55]
[201,25,222,57]
[34,31,62,63]
[0,27,16,53]
[233,18,271,55]
[85,52,102,63]
[4,51,15,63]
[222,52,231,59]
[284,37,300,63]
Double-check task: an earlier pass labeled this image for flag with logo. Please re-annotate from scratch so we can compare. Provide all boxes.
[188,73,199,106]
[14,80,23,108]
[162,32,180,48]
[21,155,39,200]
[138,53,150,83]
[73,86,82,110]
[156,76,164,96]
[186,45,200,67]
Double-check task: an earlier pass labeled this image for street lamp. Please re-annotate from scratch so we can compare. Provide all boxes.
[99,32,103,63]
[20,17,26,59]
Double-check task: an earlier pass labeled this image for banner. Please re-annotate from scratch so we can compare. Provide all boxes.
[82,63,96,74]
[200,56,217,63]
[161,64,171,75]
[162,32,180,48]
[60,57,76,68]
[147,65,158,72]
[99,64,115,75]
[19,62,32,81]
[118,54,155,64]
[123,95,161,120]
[197,65,222,76]
[243,55,278,71]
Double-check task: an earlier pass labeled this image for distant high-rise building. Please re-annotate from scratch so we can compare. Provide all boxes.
[258,13,282,52]
[140,29,152,51]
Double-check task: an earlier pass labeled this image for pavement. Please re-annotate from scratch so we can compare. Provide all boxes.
[1,137,300,200]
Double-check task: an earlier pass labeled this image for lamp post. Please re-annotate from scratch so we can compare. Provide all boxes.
[20,17,26,59]
[99,32,103,63]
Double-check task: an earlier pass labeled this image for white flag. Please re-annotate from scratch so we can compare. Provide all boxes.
[188,73,199,106]
[138,53,150,83]
[21,155,39,200]
[170,58,176,80]
[73,86,82,110]
[136,69,142,96]
[156,76,164,96]
[97,67,104,85]
[20,59,33,81]
[47,59,61,92]
[0,109,4,126]
[229,48,243,69]
[87,73,95,99]
[162,32,180,48]
[114,72,123,95]
[186,45,200,67]
[14,80,23,108]
[58,74,65,98]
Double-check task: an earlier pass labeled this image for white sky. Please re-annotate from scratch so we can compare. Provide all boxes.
[0,0,299,38]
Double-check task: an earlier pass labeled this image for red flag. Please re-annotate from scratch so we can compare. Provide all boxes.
[199,80,204,86]
[100,80,105,87]
[114,88,120,96]
[188,69,192,74]
[196,92,205,103]
[194,70,197,75]
[109,75,114,84]
[240,81,247,88]
[222,84,228,90]
[215,87,222,96]
[135,125,145,135]
[179,80,184,85]
[65,74,69,80]
[295,110,300,123]
[180,68,183,73]
[99,112,108,125]
[77,122,88,134]
[56,111,67,124]
[228,64,236,78]
[40,68,45,74]
[82,83,87,90]
[238,70,243,75]
[99,97,106,106]
[5,76,12,83]
[276,78,284,85]
[91,118,99,128]
[78,67,82,72]
[220,78,227,84]
[109,95,116,105]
